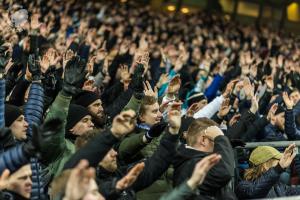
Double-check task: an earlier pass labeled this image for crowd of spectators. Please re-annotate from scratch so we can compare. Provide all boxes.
[0,0,300,199]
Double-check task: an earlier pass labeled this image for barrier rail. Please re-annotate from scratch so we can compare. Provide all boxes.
[236,141,300,150]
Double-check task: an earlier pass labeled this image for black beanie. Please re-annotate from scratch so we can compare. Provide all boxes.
[187,92,207,107]
[66,104,90,141]
[5,104,23,127]
[72,91,100,107]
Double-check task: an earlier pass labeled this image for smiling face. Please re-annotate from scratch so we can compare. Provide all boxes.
[10,115,28,140]
[139,102,162,126]
[139,96,162,126]
[290,90,300,105]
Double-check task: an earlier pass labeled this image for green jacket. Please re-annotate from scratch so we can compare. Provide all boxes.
[118,129,172,200]
[42,92,75,178]
[119,94,173,200]
[159,182,196,200]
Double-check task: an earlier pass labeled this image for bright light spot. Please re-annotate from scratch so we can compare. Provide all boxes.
[167,5,176,12]
[120,0,127,3]
[287,2,300,22]
[181,7,189,14]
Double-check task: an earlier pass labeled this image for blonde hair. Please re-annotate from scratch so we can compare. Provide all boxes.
[140,96,157,115]
[186,118,218,146]
[244,158,278,181]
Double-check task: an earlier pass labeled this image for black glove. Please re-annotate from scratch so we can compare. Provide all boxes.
[42,66,57,92]
[0,43,9,74]
[0,127,15,150]
[92,60,104,76]
[130,63,144,94]
[230,139,246,148]
[23,118,63,159]
[62,55,87,96]
[144,121,167,142]
[28,54,41,81]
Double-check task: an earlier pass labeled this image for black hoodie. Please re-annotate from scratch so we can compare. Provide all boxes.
[172,135,236,200]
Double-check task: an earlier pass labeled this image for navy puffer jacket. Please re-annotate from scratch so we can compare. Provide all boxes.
[236,165,300,199]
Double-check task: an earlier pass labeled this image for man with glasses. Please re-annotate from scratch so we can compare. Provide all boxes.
[172,117,236,200]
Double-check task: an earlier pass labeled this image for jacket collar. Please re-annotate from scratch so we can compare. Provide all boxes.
[136,123,151,131]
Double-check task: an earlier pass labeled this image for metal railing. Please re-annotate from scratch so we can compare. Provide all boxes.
[236,141,300,150]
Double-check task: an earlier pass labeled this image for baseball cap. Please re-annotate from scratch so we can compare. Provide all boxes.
[249,146,282,166]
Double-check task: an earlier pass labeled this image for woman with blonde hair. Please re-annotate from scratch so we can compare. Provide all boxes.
[236,144,300,199]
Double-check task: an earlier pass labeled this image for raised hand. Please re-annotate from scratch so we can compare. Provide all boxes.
[279,143,297,169]
[28,54,41,81]
[0,43,9,74]
[30,14,41,30]
[82,79,97,92]
[204,126,224,140]
[62,56,87,96]
[40,55,50,74]
[63,49,75,69]
[267,103,278,121]
[219,57,229,75]
[218,98,231,119]
[116,162,145,191]
[223,79,238,98]
[0,169,10,190]
[96,41,107,61]
[264,75,274,91]
[187,154,221,190]
[156,73,169,89]
[143,81,158,98]
[283,92,294,110]
[139,34,148,51]
[129,63,144,94]
[187,103,201,117]
[229,114,241,126]
[250,95,259,114]
[111,110,137,138]
[243,77,254,100]
[168,75,181,95]
[120,64,131,90]
[64,160,96,200]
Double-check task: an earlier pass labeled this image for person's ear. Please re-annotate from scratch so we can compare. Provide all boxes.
[198,135,205,146]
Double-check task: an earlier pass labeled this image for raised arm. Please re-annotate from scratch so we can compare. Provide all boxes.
[132,102,181,191]
[42,55,86,164]
[64,110,137,169]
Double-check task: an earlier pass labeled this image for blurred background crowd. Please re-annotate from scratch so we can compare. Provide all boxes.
[0,0,300,199]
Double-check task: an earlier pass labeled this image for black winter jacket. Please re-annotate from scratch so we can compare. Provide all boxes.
[172,135,236,200]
